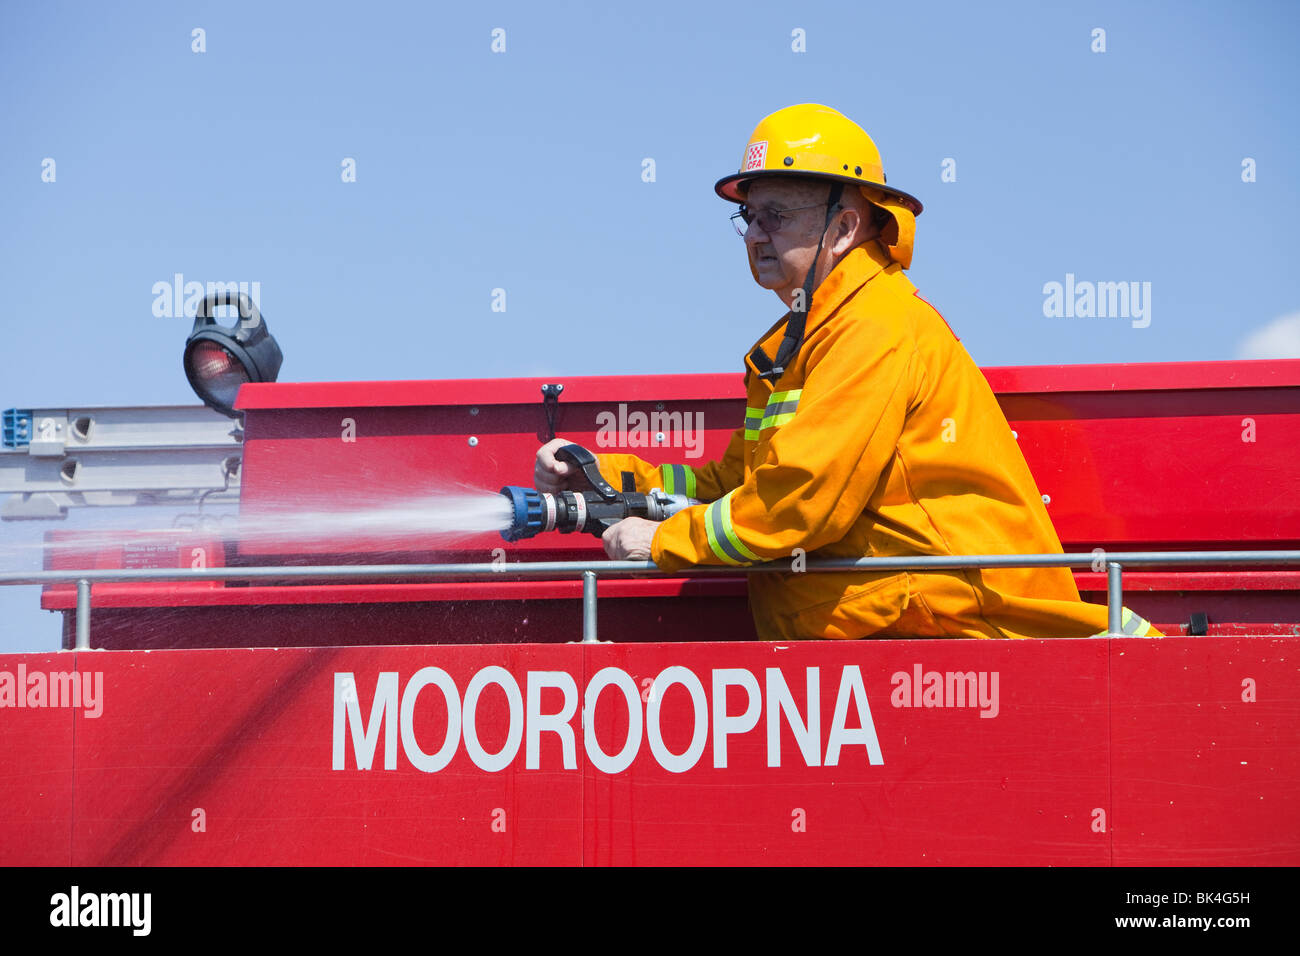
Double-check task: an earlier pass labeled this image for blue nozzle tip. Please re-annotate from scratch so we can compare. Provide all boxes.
[499,486,545,542]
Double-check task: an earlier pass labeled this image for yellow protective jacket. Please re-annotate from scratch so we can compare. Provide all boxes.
[596,242,1159,640]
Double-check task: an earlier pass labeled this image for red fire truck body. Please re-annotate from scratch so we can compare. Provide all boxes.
[2,360,1298,865]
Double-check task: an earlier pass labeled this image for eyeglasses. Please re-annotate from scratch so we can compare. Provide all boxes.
[730,202,829,237]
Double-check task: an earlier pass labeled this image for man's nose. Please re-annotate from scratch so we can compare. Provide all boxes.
[744,219,771,245]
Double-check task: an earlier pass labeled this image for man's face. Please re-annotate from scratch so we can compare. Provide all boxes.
[742,179,835,304]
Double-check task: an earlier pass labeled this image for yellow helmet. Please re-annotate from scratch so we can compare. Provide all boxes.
[715,103,922,268]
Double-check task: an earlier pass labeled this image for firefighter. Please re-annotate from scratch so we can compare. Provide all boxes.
[536,103,1160,640]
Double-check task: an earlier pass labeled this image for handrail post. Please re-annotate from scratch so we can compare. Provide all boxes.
[1106,562,1123,637]
[581,570,600,644]
[75,578,91,650]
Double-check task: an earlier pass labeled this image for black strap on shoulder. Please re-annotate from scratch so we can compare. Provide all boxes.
[749,183,844,382]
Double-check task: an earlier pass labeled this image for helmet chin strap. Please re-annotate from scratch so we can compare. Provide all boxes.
[750,182,845,382]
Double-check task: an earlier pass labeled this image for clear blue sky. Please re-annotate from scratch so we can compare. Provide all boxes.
[2,0,1297,651]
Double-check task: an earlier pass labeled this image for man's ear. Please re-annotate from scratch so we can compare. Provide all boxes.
[831,206,860,254]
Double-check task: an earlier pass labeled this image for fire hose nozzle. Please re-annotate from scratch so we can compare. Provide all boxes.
[499,485,548,542]
[500,444,697,541]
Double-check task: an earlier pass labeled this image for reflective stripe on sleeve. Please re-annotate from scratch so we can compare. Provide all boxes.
[744,406,764,441]
[703,490,761,565]
[759,389,801,430]
[1093,607,1155,637]
[761,407,798,429]
[1121,608,1150,636]
[660,463,696,498]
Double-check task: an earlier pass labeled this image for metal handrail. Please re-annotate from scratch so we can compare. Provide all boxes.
[3,549,1298,649]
